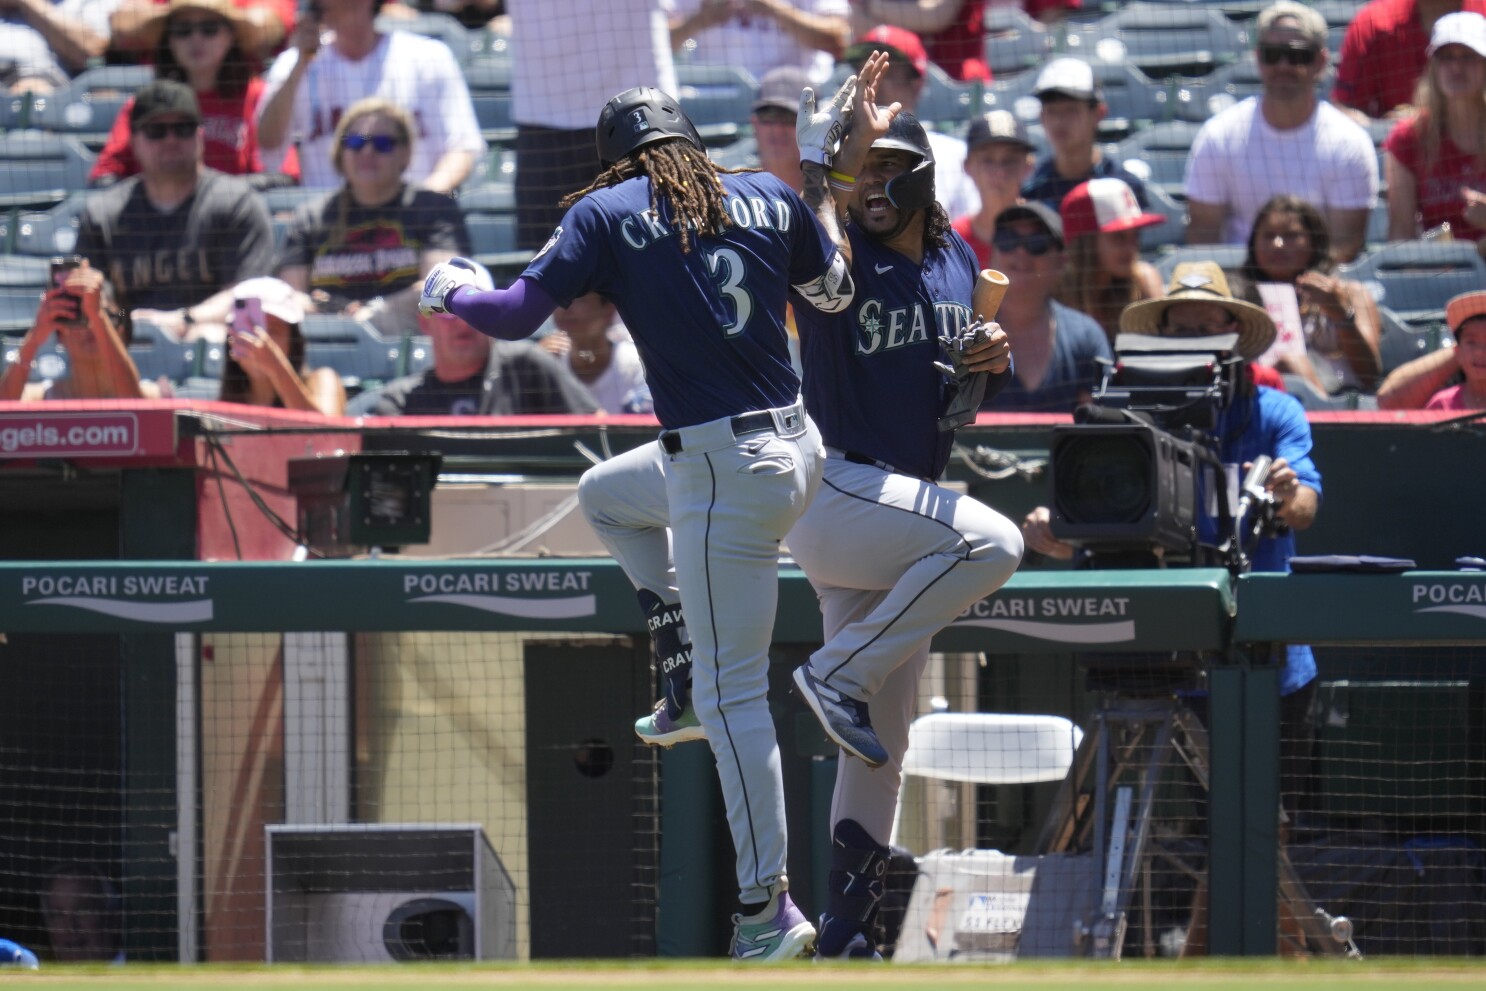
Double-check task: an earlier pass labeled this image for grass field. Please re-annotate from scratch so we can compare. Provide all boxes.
[12,959,1486,991]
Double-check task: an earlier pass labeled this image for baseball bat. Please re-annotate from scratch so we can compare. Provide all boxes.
[973,269,1010,324]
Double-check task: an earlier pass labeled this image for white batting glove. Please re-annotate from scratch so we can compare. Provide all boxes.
[797,74,856,166]
[418,257,481,316]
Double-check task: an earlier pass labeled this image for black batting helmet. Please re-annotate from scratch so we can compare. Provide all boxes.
[872,111,936,214]
[596,87,704,167]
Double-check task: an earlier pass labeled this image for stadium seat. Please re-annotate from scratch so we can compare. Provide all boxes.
[459,182,529,281]
[27,65,154,149]
[465,57,514,146]
[1175,54,1336,123]
[299,313,404,391]
[1115,120,1204,200]
[1313,0,1362,56]
[0,289,42,334]
[10,191,90,257]
[978,69,1040,119]
[1065,2,1250,79]
[1139,183,1190,255]
[1341,239,1486,325]
[983,7,1052,79]
[0,91,30,130]
[375,11,474,64]
[1155,243,1248,282]
[675,62,758,146]
[1376,304,1443,376]
[0,254,50,289]
[0,131,96,210]
[0,328,68,381]
[127,317,197,383]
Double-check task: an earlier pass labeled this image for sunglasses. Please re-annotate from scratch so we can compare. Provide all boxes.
[992,229,1059,256]
[168,19,226,39]
[139,120,199,141]
[342,133,403,154]
[1259,43,1318,67]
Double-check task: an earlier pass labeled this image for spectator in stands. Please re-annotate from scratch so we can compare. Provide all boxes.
[508,0,675,250]
[92,0,283,186]
[1237,194,1383,396]
[1056,177,1165,343]
[752,65,806,191]
[1334,0,1486,121]
[110,0,288,62]
[850,1,1079,82]
[670,0,850,88]
[1021,56,1151,213]
[1185,1,1379,262]
[40,865,124,963]
[256,0,484,193]
[985,201,1111,411]
[541,293,649,413]
[276,98,469,335]
[218,276,345,414]
[366,261,599,415]
[1384,11,1486,242]
[75,80,276,336]
[1377,288,1486,408]
[953,110,1033,267]
[0,0,115,94]
[843,25,979,218]
[1023,260,1322,814]
[0,261,158,401]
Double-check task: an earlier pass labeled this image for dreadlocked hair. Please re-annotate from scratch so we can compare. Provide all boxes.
[924,202,952,252]
[561,139,734,253]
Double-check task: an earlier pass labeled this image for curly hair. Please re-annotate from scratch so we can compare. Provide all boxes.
[923,202,952,252]
[560,138,741,253]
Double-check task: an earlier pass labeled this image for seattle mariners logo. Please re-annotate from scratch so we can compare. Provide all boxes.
[533,225,562,261]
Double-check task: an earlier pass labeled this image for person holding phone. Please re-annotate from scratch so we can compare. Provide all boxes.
[217,276,345,414]
[0,259,155,401]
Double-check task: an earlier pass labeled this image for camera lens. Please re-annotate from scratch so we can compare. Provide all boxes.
[1056,434,1152,525]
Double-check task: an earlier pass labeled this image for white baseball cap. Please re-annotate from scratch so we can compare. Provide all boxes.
[232,276,303,325]
[1429,11,1486,58]
[1034,57,1100,103]
[1060,178,1165,240]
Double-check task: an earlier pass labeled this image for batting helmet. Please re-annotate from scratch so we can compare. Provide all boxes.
[872,111,936,214]
[596,87,704,167]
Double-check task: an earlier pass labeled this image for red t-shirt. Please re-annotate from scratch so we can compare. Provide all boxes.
[953,214,993,268]
[1334,0,1486,119]
[90,78,299,182]
[1382,112,1486,240]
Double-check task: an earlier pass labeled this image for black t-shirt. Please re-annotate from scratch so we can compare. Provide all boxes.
[370,340,600,416]
[278,183,470,310]
[75,169,275,311]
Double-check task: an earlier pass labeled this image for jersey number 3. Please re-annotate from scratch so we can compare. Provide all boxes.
[706,247,754,338]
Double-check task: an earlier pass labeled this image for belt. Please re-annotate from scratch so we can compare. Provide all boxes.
[660,408,786,455]
[825,446,931,483]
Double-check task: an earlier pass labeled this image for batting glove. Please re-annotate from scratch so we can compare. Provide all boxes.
[797,74,856,167]
[418,257,481,316]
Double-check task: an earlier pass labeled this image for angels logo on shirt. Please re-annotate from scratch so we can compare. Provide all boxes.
[534,225,562,261]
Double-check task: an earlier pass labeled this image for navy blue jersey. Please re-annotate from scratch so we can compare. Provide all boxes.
[795,227,978,481]
[520,170,839,429]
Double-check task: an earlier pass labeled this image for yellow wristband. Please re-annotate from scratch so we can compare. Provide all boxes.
[828,169,857,185]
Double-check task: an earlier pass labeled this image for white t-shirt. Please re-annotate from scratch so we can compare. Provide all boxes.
[928,130,979,223]
[2,0,118,85]
[259,30,486,189]
[582,335,649,413]
[673,0,849,88]
[510,0,677,130]
[1184,97,1379,244]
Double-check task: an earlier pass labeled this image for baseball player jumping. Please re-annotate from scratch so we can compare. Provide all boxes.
[418,87,854,961]
[630,53,1026,959]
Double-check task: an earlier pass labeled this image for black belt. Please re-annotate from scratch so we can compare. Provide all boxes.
[829,447,934,483]
[660,409,776,455]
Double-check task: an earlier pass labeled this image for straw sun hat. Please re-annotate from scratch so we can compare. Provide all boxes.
[1119,261,1277,359]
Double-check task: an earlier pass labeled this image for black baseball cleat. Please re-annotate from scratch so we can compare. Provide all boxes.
[792,665,888,768]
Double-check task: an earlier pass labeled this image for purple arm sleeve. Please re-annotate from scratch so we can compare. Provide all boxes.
[444,276,558,341]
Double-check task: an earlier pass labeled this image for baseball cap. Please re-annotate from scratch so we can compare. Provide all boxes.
[965,110,1033,152]
[752,66,806,116]
[844,25,929,77]
[994,201,1064,247]
[1060,178,1165,241]
[1446,289,1486,333]
[1429,11,1486,59]
[1034,57,1101,103]
[232,276,304,327]
[130,79,201,127]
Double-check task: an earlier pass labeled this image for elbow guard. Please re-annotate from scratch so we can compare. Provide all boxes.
[795,252,853,314]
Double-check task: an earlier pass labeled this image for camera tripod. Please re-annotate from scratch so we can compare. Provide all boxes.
[1032,696,1359,959]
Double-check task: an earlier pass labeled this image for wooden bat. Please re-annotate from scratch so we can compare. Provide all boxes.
[973,269,1010,324]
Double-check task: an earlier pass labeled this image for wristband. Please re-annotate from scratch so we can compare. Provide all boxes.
[828,169,857,185]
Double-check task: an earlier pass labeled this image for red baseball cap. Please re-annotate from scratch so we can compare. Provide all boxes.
[844,25,929,78]
[1060,178,1165,241]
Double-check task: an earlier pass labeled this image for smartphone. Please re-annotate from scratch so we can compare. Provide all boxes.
[231,297,265,338]
[49,255,81,291]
